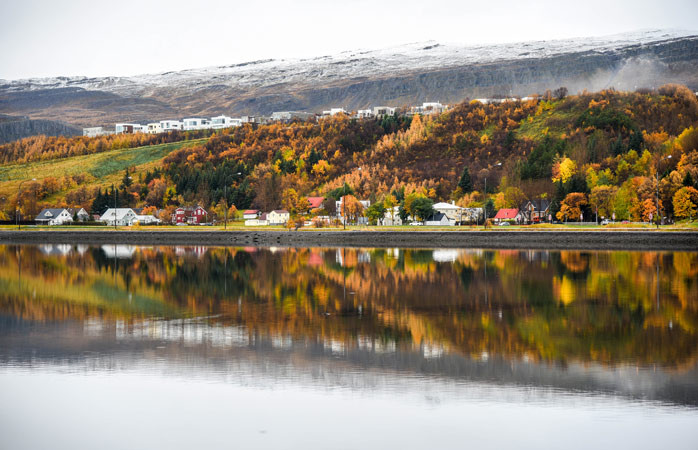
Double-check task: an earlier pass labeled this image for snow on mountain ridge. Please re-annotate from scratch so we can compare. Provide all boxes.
[2,29,696,95]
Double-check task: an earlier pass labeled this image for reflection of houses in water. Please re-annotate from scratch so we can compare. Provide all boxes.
[432,249,460,263]
[39,244,74,256]
[336,249,371,266]
[173,246,208,258]
[101,245,137,259]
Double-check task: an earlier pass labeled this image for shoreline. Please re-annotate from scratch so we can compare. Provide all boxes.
[0,229,696,251]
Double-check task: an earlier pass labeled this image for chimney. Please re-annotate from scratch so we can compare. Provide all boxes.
[451,200,455,205]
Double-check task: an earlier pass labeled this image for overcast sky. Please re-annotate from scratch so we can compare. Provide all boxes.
[1,0,697,80]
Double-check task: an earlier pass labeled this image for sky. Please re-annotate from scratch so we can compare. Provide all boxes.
[1,0,697,80]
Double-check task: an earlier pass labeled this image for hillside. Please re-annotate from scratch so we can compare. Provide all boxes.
[1,85,698,223]
[1,30,697,127]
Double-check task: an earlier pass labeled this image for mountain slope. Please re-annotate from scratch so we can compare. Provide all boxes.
[1,30,697,128]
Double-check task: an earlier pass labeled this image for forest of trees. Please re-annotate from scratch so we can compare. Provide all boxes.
[2,84,698,223]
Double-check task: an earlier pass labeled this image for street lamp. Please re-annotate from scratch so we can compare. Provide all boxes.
[17,178,37,230]
[224,172,242,230]
[483,162,501,225]
[656,155,671,228]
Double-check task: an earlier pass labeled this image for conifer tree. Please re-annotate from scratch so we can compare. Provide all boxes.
[458,166,473,193]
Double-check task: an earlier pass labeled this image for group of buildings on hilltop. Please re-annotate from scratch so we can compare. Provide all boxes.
[82,102,450,137]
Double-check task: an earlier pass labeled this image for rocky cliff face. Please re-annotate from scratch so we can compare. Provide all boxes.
[1,30,697,128]
[0,114,80,144]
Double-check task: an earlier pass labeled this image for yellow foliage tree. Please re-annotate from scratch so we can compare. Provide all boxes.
[673,186,698,220]
[552,157,577,184]
[556,193,587,221]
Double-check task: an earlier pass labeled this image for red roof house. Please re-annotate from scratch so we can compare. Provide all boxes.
[494,208,520,223]
[174,206,207,224]
[306,196,325,211]
[243,209,260,219]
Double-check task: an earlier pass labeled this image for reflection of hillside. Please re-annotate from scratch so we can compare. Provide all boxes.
[0,245,696,369]
[2,317,697,408]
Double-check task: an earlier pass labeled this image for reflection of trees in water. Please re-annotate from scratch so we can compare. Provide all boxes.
[0,245,696,368]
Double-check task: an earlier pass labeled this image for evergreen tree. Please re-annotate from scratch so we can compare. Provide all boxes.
[458,166,473,193]
[683,171,696,189]
[121,168,133,189]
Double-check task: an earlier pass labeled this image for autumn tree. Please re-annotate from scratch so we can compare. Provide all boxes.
[552,157,577,184]
[557,193,588,222]
[340,195,364,223]
[589,185,618,218]
[673,186,698,220]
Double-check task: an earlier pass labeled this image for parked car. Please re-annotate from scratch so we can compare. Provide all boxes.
[176,222,187,226]
[601,219,610,225]
[498,222,511,226]
[408,221,423,226]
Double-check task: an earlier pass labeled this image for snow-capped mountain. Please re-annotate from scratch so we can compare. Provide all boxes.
[1,29,697,128]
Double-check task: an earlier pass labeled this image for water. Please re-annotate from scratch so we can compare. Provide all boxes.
[0,244,697,449]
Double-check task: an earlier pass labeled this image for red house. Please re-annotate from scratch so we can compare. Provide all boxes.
[494,208,521,223]
[306,196,325,211]
[174,206,207,224]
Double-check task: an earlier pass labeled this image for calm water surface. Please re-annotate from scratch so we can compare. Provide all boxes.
[0,244,697,449]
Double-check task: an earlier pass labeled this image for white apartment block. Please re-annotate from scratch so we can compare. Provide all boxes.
[373,106,396,117]
[271,111,315,122]
[410,102,449,115]
[322,108,347,117]
[146,122,162,134]
[211,115,244,129]
[357,109,373,119]
[160,120,183,132]
[182,118,211,131]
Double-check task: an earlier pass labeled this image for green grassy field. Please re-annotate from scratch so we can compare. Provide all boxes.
[0,139,206,202]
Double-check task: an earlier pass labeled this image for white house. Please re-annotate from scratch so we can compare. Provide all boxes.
[35,208,74,225]
[211,115,243,129]
[146,122,162,134]
[101,208,138,226]
[160,120,183,132]
[182,118,211,131]
[245,213,269,226]
[357,109,373,119]
[425,212,452,226]
[115,123,142,134]
[382,206,405,226]
[432,201,464,224]
[135,214,161,225]
[372,106,396,117]
[321,108,346,117]
[271,111,315,122]
[267,210,290,225]
[410,102,448,115]
[243,209,261,220]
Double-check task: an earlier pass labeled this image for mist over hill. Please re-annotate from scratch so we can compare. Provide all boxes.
[0,30,697,128]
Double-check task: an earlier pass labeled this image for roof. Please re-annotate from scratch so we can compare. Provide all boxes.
[432,202,461,210]
[307,197,324,209]
[494,208,519,219]
[36,208,69,220]
[101,208,136,220]
[521,199,550,211]
[243,209,259,214]
[271,209,289,214]
[426,212,448,221]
